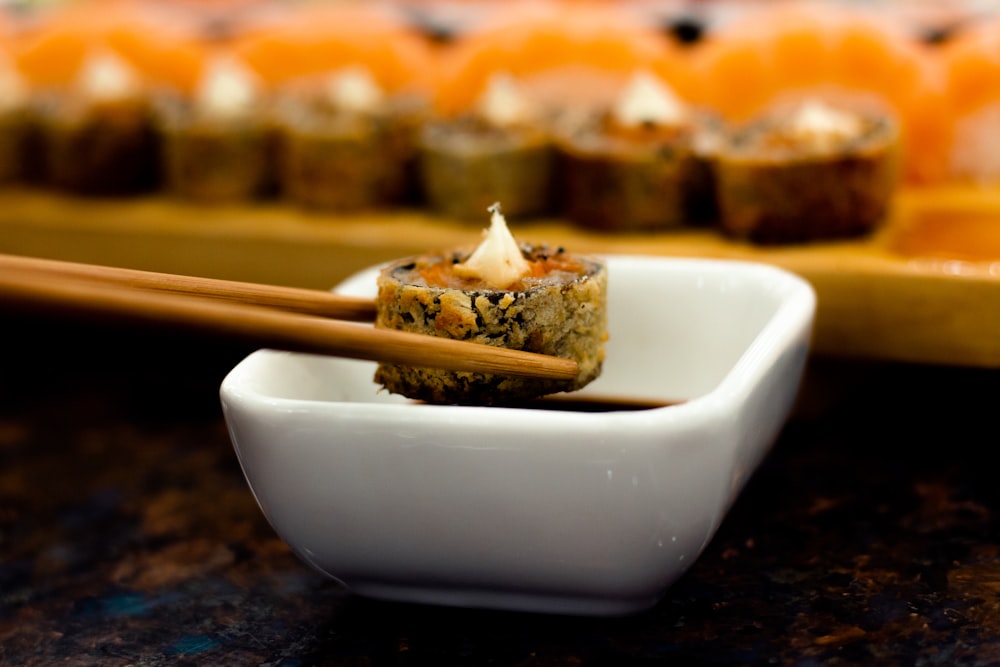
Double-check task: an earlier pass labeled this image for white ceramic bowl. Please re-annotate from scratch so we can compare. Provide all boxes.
[220,255,816,616]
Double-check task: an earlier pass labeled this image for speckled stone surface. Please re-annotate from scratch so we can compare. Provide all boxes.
[2,312,1000,666]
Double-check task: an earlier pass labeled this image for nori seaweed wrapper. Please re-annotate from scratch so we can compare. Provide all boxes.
[714,105,900,244]
[418,115,557,222]
[556,110,721,231]
[374,244,607,405]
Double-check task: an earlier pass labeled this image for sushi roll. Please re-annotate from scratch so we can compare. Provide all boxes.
[937,16,1000,186]
[555,69,721,231]
[689,2,942,184]
[36,48,161,196]
[422,2,695,222]
[418,72,557,221]
[374,203,607,406]
[274,66,426,212]
[714,98,900,244]
[0,49,41,184]
[14,0,207,195]
[157,53,277,203]
[229,1,436,210]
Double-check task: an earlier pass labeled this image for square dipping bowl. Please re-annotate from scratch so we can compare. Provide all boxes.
[220,255,816,616]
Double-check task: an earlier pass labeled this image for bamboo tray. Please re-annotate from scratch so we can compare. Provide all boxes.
[2,186,999,368]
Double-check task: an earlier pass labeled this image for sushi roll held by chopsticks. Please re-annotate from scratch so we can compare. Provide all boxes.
[374,203,608,405]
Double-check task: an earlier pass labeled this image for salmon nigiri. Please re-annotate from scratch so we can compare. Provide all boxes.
[689,1,946,184]
[937,16,1000,186]
[230,2,437,96]
[13,0,206,94]
[431,1,695,117]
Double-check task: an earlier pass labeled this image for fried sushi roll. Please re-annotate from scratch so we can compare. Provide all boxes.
[556,70,720,231]
[158,55,276,203]
[275,66,425,212]
[0,106,37,184]
[714,98,900,244]
[0,55,40,185]
[374,204,607,405]
[418,73,556,222]
[39,49,161,196]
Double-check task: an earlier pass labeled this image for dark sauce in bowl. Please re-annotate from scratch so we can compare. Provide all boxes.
[417,396,681,412]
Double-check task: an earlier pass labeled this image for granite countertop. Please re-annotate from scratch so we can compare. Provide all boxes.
[2,312,1000,666]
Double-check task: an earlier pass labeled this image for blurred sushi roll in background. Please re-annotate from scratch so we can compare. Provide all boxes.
[714,97,900,243]
[34,46,162,196]
[418,71,557,222]
[0,43,40,184]
[257,3,435,212]
[556,69,721,231]
[0,2,269,201]
[11,0,208,196]
[421,1,697,222]
[688,1,945,186]
[157,51,278,203]
[275,66,427,212]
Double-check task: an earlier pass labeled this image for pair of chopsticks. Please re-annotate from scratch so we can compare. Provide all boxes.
[0,253,579,381]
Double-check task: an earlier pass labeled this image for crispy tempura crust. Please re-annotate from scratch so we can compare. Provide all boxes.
[374,246,607,405]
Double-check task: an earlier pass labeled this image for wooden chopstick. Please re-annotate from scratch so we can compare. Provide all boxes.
[0,255,579,381]
[0,252,377,321]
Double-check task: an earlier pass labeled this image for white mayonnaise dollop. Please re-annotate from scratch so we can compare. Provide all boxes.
[325,66,384,114]
[476,72,532,127]
[195,55,259,119]
[76,49,141,102]
[788,99,862,151]
[612,70,688,128]
[454,202,531,289]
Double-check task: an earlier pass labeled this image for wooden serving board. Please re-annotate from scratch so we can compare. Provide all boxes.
[2,186,999,368]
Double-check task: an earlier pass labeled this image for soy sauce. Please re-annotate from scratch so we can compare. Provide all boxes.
[500,396,681,412]
[414,396,681,411]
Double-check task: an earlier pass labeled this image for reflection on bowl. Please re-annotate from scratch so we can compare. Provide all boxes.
[220,255,816,616]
